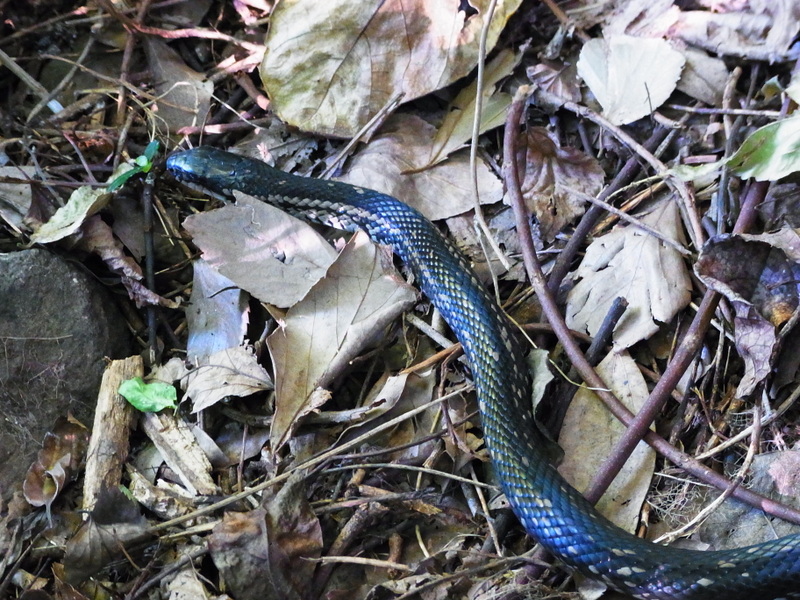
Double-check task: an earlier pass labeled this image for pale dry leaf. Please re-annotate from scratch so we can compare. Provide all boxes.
[566,200,691,349]
[558,351,655,532]
[260,0,523,137]
[577,35,685,126]
[338,114,503,221]
[0,165,37,231]
[184,346,273,412]
[30,185,110,244]
[186,259,249,362]
[183,196,337,307]
[424,48,521,169]
[267,231,417,450]
[673,3,800,62]
[517,127,604,240]
[676,48,729,106]
[143,37,211,133]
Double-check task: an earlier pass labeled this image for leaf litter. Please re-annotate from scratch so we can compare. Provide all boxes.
[4,1,800,599]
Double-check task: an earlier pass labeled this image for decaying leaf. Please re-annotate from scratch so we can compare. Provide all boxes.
[260,0,523,137]
[209,473,322,600]
[527,60,582,106]
[63,486,150,584]
[23,418,89,517]
[184,197,338,308]
[517,127,604,240]
[267,232,417,450]
[695,230,800,396]
[338,114,503,221]
[577,35,684,126]
[184,345,273,412]
[566,200,691,349]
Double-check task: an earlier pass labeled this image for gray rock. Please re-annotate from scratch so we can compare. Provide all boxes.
[0,249,131,498]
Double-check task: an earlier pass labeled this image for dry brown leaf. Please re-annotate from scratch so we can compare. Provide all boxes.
[209,473,322,600]
[517,127,604,240]
[142,37,211,133]
[527,60,582,106]
[695,229,800,396]
[22,418,89,516]
[184,346,273,412]
[558,351,655,532]
[63,487,150,584]
[260,0,523,137]
[186,259,249,361]
[338,114,503,221]
[566,200,691,349]
[267,232,417,450]
[184,197,337,308]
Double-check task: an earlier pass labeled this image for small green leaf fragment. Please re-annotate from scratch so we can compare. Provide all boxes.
[119,377,177,412]
[728,115,800,181]
[143,140,160,162]
[107,168,140,192]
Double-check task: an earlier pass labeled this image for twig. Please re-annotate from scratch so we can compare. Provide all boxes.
[559,98,704,249]
[469,0,512,285]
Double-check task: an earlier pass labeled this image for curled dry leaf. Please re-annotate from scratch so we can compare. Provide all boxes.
[695,229,800,396]
[260,0,523,137]
[267,232,417,450]
[29,185,110,245]
[566,200,691,349]
[527,60,582,106]
[184,345,273,412]
[23,417,89,515]
[517,127,604,241]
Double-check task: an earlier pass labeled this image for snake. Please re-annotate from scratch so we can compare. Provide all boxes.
[167,146,800,599]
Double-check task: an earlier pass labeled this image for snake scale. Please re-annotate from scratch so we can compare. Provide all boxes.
[167,147,800,599]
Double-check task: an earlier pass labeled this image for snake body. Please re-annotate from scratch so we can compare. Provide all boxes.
[167,147,800,599]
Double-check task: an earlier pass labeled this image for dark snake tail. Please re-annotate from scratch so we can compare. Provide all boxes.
[167,147,800,600]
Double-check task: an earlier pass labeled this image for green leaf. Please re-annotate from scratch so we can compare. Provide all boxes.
[143,140,160,162]
[107,141,161,191]
[119,377,177,412]
[728,115,800,181]
[107,168,140,192]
